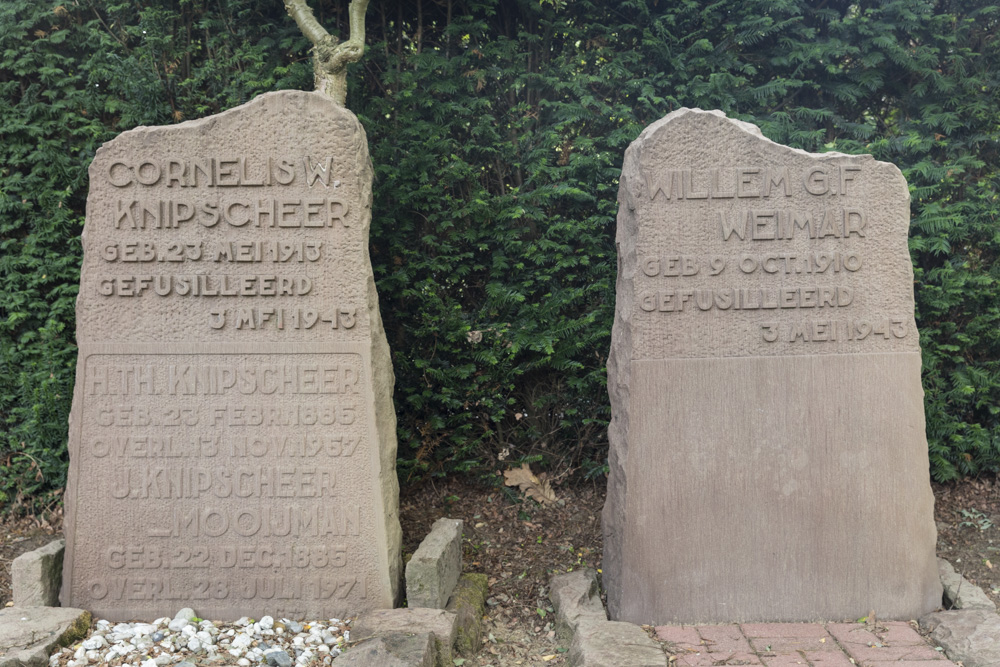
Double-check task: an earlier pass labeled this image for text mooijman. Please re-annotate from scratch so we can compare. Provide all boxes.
[639,286,853,313]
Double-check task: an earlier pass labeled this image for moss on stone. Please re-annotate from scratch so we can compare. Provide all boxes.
[446,573,489,656]
[57,611,92,647]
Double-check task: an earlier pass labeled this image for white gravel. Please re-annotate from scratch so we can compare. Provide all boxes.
[48,610,352,667]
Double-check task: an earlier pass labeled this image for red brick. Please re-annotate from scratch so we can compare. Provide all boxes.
[842,643,946,662]
[826,622,877,646]
[875,621,930,645]
[698,625,752,653]
[760,656,810,667]
[803,651,856,666]
[670,652,716,667]
[656,625,700,646]
[742,623,832,638]
[749,637,838,653]
[866,661,956,666]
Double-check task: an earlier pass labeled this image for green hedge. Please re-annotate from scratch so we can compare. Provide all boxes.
[2,0,999,512]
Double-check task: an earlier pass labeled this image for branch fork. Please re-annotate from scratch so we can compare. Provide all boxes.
[284,0,369,106]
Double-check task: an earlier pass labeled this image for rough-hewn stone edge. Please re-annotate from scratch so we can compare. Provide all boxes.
[405,518,463,609]
[12,540,64,608]
[567,619,666,667]
[547,569,666,666]
[351,608,456,667]
[938,557,996,611]
[921,608,1000,667]
[336,631,434,667]
[445,573,488,656]
[0,609,91,667]
[549,568,607,641]
[352,104,404,606]
[602,125,643,620]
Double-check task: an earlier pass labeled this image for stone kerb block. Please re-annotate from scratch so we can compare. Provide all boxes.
[352,608,457,667]
[406,518,463,609]
[603,108,941,624]
[12,540,64,608]
[62,90,402,621]
[0,606,91,667]
[444,573,488,656]
[567,620,667,667]
[939,558,996,611]
[334,632,434,667]
[549,568,606,640]
[922,609,1000,667]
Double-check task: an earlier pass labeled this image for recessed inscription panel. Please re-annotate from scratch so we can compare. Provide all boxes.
[624,143,918,358]
[70,349,377,620]
[65,91,401,620]
[603,109,940,624]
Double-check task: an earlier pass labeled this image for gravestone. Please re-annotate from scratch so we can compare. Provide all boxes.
[603,108,941,624]
[62,90,402,621]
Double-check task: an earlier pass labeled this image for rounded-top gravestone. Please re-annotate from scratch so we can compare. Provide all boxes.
[63,90,402,621]
[603,108,941,624]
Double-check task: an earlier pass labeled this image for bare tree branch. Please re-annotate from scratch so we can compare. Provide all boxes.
[283,0,330,46]
[283,0,370,106]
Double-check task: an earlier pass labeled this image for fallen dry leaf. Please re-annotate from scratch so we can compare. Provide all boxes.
[503,463,558,505]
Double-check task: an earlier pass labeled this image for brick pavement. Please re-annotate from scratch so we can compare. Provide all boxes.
[655,621,955,666]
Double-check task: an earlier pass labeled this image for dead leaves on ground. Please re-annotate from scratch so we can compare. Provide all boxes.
[503,463,558,505]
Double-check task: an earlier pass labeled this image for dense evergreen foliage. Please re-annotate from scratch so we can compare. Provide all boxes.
[2,0,999,512]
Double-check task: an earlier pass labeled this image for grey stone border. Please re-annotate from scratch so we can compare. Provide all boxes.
[919,557,1000,667]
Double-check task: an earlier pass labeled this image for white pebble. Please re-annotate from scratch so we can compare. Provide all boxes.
[167,619,190,633]
[82,636,107,650]
[187,638,201,652]
[259,616,273,630]
[238,660,251,667]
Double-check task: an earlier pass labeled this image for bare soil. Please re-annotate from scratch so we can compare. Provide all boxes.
[2,477,998,666]
[934,478,1000,605]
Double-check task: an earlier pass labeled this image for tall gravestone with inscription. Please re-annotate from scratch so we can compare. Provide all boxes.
[603,109,941,623]
[62,91,402,621]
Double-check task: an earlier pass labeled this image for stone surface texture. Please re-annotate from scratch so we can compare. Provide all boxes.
[603,107,940,623]
[0,607,91,667]
[549,568,606,640]
[62,90,402,620]
[567,620,666,667]
[352,608,456,667]
[333,632,434,667]
[938,558,996,610]
[444,573,488,656]
[12,540,64,607]
[405,518,463,609]
[922,609,1000,667]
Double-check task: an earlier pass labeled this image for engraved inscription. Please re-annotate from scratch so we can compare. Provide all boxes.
[631,158,914,356]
